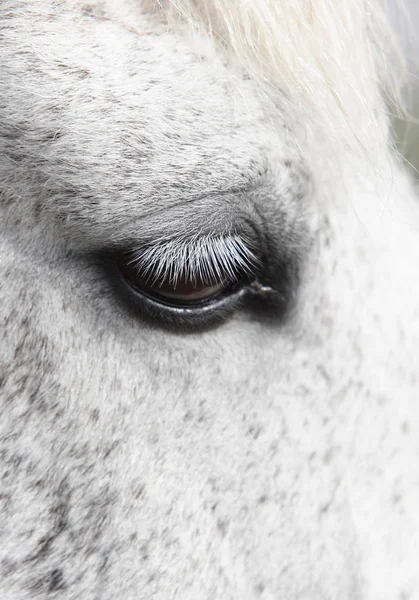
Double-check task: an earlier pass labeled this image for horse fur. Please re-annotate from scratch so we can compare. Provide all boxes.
[1,1,419,599]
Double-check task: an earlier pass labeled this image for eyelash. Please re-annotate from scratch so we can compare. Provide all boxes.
[125,234,260,286]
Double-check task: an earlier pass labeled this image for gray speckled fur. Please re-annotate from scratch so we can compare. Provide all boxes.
[1,2,419,599]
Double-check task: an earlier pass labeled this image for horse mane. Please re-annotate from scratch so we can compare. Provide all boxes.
[143,0,406,156]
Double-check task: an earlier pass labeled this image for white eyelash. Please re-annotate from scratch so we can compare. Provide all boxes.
[128,234,259,287]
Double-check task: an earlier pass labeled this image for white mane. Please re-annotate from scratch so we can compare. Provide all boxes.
[144,0,405,155]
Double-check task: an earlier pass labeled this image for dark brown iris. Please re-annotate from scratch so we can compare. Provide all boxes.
[117,256,228,305]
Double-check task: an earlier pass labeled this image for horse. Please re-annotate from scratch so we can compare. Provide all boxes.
[1,1,419,598]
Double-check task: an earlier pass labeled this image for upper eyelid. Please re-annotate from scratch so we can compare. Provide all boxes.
[125,234,260,286]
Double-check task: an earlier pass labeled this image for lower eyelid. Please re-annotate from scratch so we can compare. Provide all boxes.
[112,265,248,330]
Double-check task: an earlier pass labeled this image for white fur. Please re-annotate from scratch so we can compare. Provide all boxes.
[1,1,419,599]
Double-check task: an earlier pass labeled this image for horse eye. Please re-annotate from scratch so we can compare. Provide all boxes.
[113,236,260,325]
[117,254,231,307]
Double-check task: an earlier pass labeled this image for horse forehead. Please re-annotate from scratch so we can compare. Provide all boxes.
[2,5,306,244]
[5,3,274,143]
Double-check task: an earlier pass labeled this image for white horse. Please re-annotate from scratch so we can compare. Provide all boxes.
[1,1,419,598]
